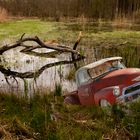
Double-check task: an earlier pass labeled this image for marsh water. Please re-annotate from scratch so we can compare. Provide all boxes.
[0,22,140,96]
[0,46,77,95]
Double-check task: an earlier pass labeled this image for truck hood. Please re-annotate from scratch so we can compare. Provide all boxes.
[94,68,140,92]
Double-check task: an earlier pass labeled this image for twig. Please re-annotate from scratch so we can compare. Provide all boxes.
[20,33,25,40]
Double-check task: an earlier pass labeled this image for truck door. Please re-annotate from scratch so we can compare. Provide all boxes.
[78,83,94,105]
[76,69,94,105]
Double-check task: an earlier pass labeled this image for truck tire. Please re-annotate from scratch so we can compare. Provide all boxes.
[64,96,80,105]
[100,99,111,108]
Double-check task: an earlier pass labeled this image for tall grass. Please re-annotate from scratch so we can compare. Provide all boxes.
[0,91,140,140]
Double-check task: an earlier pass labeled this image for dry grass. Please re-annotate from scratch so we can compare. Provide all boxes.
[0,120,34,140]
[112,16,133,28]
[0,7,8,22]
[0,92,140,140]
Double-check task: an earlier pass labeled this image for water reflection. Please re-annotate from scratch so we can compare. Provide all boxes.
[0,46,81,95]
[65,22,140,32]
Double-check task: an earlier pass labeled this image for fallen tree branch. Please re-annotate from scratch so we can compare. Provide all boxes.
[0,35,81,56]
[21,50,61,58]
[0,42,21,55]
[72,31,83,69]
[73,31,82,50]
[0,33,85,80]
[0,56,84,79]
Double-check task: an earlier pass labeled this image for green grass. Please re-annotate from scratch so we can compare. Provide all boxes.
[1,19,140,44]
[0,19,79,42]
[0,19,57,40]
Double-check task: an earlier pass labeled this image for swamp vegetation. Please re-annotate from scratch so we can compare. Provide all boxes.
[0,19,140,139]
[0,19,140,94]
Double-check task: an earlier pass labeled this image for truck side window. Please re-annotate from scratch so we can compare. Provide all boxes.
[77,70,90,86]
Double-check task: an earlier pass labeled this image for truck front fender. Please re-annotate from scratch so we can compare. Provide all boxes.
[94,86,116,105]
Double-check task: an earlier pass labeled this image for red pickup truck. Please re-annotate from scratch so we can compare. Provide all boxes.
[64,57,140,107]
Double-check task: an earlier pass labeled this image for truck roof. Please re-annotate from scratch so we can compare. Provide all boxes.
[78,57,122,71]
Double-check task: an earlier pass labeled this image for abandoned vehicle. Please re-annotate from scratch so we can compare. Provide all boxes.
[64,57,140,107]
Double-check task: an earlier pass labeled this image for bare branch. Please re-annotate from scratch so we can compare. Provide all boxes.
[0,36,82,56]
[73,31,82,50]
[72,31,83,69]
[0,33,85,80]
[20,33,25,40]
[0,57,83,79]
[21,49,61,58]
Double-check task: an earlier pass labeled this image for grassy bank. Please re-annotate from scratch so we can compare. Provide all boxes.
[0,19,140,42]
[0,92,140,140]
[0,19,59,41]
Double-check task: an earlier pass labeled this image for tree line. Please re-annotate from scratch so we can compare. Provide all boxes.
[0,0,140,21]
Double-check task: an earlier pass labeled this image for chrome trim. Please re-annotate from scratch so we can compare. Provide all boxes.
[132,76,140,82]
[122,82,140,96]
[117,82,140,103]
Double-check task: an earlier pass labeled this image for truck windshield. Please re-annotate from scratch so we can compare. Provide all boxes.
[88,60,125,78]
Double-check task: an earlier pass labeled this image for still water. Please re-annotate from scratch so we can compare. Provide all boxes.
[0,46,77,95]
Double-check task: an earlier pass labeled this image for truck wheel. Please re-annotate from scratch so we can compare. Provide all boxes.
[64,96,80,105]
[100,99,111,108]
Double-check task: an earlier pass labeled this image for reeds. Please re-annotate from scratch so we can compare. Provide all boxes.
[0,7,8,22]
